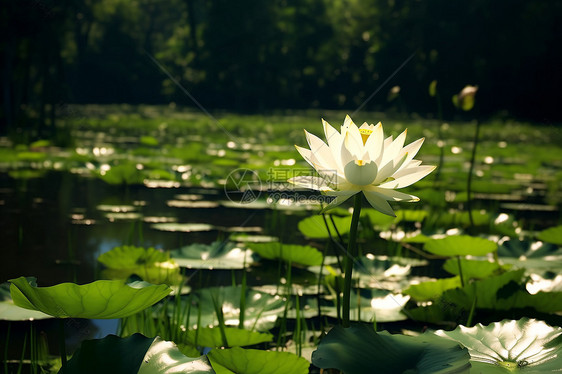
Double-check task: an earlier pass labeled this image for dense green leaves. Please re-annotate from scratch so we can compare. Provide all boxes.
[186,328,273,348]
[9,277,171,319]
[537,226,562,245]
[297,215,351,239]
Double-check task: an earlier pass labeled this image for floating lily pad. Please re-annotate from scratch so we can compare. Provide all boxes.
[395,209,429,222]
[186,327,273,348]
[170,241,253,269]
[311,324,470,374]
[496,239,562,273]
[433,210,491,228]
[403,277,462,301]
[208,347,309,374]
[297,215,352,239]
[0,280,51,321]
[319,289,410,322]
[437,319,562,373]
[361,208,397,228]
[248,242,323,266]
[424,235,497,257]
[167,200,220,209]
[171,286,287,331]
[151,223,215,232]
[9,277,171,319]
[230,234,279,243]
[537,226,562,245]
[60,334,214,374]
[98,246,182,285]
[442,258,510,279]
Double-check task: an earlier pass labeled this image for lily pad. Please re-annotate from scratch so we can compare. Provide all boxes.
[496,239,562,273]
[98,246,182,284]
[537,225,562,245]
[0,280,51,321]
[248,242,323,266]
[403,277,462,301]
[442,258,509,279]
[9,277,171,319]
[171,286,287,331]
[297,215,352,239]
[60,333,214,374]
[186,327,273,348]
[170,241,253,270]
[437,318,562,373]
[424,235,497,257]
[208,347,309,374]
[151,223,215,232]
[311,325,470,374]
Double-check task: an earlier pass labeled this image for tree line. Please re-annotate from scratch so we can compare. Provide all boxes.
[1,0,560,138]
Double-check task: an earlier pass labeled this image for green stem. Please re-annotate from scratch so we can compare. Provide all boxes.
[58,319,67,367]
[457,255,465,288]
[342,193,362,328]
[466,119,481,228]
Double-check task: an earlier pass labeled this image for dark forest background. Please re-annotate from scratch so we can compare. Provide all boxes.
[2,0,561,136]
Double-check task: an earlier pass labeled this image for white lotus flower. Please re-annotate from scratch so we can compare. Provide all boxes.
[289,115,435,216]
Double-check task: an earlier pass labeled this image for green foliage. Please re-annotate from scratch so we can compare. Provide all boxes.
[297,215,352,239]
[537,226,562,246]
[186,328,273,348]
[9,277,171,319]
[170,241,251,269]
[403,277,462,301]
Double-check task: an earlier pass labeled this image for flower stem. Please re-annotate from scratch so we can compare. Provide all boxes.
[342,193,362,328]
[466,119,481,228]
[58,319,67,367]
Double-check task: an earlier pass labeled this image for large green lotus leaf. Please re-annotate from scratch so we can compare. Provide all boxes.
[441,269,525,310]
[311,325,470,374]
[138,337,215,373]
[361,208,398,228]
[395,209,429,222]
[496,239,562,273]
[170,241,253,269]
[9,277,171,319]
[0,280,51,321]
[433,210,491,228]
[437,319,562,373]
[98,246,182,285]
[443,258,510,279]
[297,215,351,239]
[59,333,154,374]
[537,225,562,245]
[352,255,412,289]
[186,327,273,348]
[248,242,323,266]
[173,286,286,331]
[424,235,497,256]
[98,246,170,268]
[403,277,462,301]
[207,347,309,374]
[60,334,214,374]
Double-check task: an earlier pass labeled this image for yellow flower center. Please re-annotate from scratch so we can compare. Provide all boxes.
[359,128,372,145]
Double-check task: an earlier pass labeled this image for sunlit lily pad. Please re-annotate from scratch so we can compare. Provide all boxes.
[319,289,410,322]
[208,346,309,374]
[0,280,51,321]
[186,327,273,348]
[297,215,352,239]
[537,225,562,245]
[403,277,462,301]
[171,286,287,331]
[230,234,279,243]
[248,242,323,266]
[424,235,497,256]
[9,277,171,319]
[361,208,397,228]
[312,325,470,374]
[496,239,562,273]
[151,223,215,232]
[443,258,510,279]
[170,241,253,269]
[437,318,562,373]
[98,246,182,285]
[60,334,214,374]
